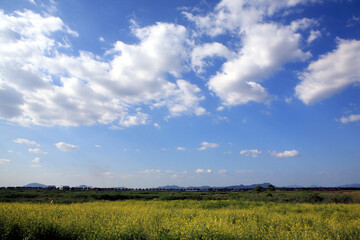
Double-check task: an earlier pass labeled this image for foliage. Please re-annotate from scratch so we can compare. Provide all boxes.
[254,185,263,192]
[1,200,360,239]
[1,189,360,204]
[267,184,275,191]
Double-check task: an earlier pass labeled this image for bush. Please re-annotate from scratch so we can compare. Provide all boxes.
[254,185,263,193]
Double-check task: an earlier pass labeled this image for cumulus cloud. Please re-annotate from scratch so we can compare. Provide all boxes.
[177,147,186,151]
[296,39,360,104]
[184,0,313,36]
[184,0,315,107]
[0,10,206,128]
[32,157,41,163]
[54,142,79,152]
[208,23,310,106]
[191,42,234,73]
[13,138,39,146]
[118,112,149,128]
[0,159,11,164]
[198,141,219,151]
[339,114,360,124]
[195,169,212,173]
[218,169,227,174]
[240,149,262,157]
[269,150,299,158]
[28,148,48,154]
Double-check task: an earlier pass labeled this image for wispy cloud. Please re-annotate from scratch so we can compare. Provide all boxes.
[269,150,299,158]
[339,114,360,124]
[32,157,40,163]
[0,159,11,164]
[198,141,219,151]
[140,169,161,174]
[195,169,212,173]
[13,138,39,146]
[28,148,48,154]
[54,142,79,152]
[240,149,262,158]
[177,147,186,151]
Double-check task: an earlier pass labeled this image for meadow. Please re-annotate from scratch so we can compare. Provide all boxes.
[1,191,360,239]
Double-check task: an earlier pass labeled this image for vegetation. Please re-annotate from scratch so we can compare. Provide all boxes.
[1,190,359,239]
[0,189,359,203]
[1,200,360,239]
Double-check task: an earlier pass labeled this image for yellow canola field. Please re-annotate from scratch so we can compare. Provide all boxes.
[1,200,360,239]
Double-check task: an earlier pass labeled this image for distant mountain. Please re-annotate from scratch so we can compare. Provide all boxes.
[156,183,272,190]
[24,183,47,188]
[281,184,303,188]
[337,183,360,188]
[157,185,183,189]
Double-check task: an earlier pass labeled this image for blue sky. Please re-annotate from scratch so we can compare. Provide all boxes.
[0,0,360,188]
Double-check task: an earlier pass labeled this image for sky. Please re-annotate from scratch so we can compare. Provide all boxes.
[0,0,360,188]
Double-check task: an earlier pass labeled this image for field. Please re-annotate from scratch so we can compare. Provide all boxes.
[1,190,360,239]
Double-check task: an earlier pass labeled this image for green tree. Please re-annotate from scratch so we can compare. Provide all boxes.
[254,185,263,192]
[267,184,275,191]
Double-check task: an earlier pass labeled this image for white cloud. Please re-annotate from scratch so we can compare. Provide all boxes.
[13,138,39,146]
[32,157,40,163]
[160,80,206,118]
[339,114,360,124]
[28,148,48,154]
[195,169,212,173]
[95,145,101,148]
[177,147,186,151]
[54,142,79,152]
[208,23,310,106]
[0,10,206,128]
[191,42,234,73]
[140,169,161,174]
[184,0,318,37]
[240,149,262,157]
[270,150,299,158]
[102,172,113,176]
[8,150,13,153]
[0,159,11,164]
[216,106,224,111]
[307,30,321,43]
[118,112,149,128]
[99,37,105,42]
[198,141,219,151]
[290,18,319,32]
[153,123,161,128]
[296,39,360,104]
[184,1,314,107]
[218,169,227,174]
